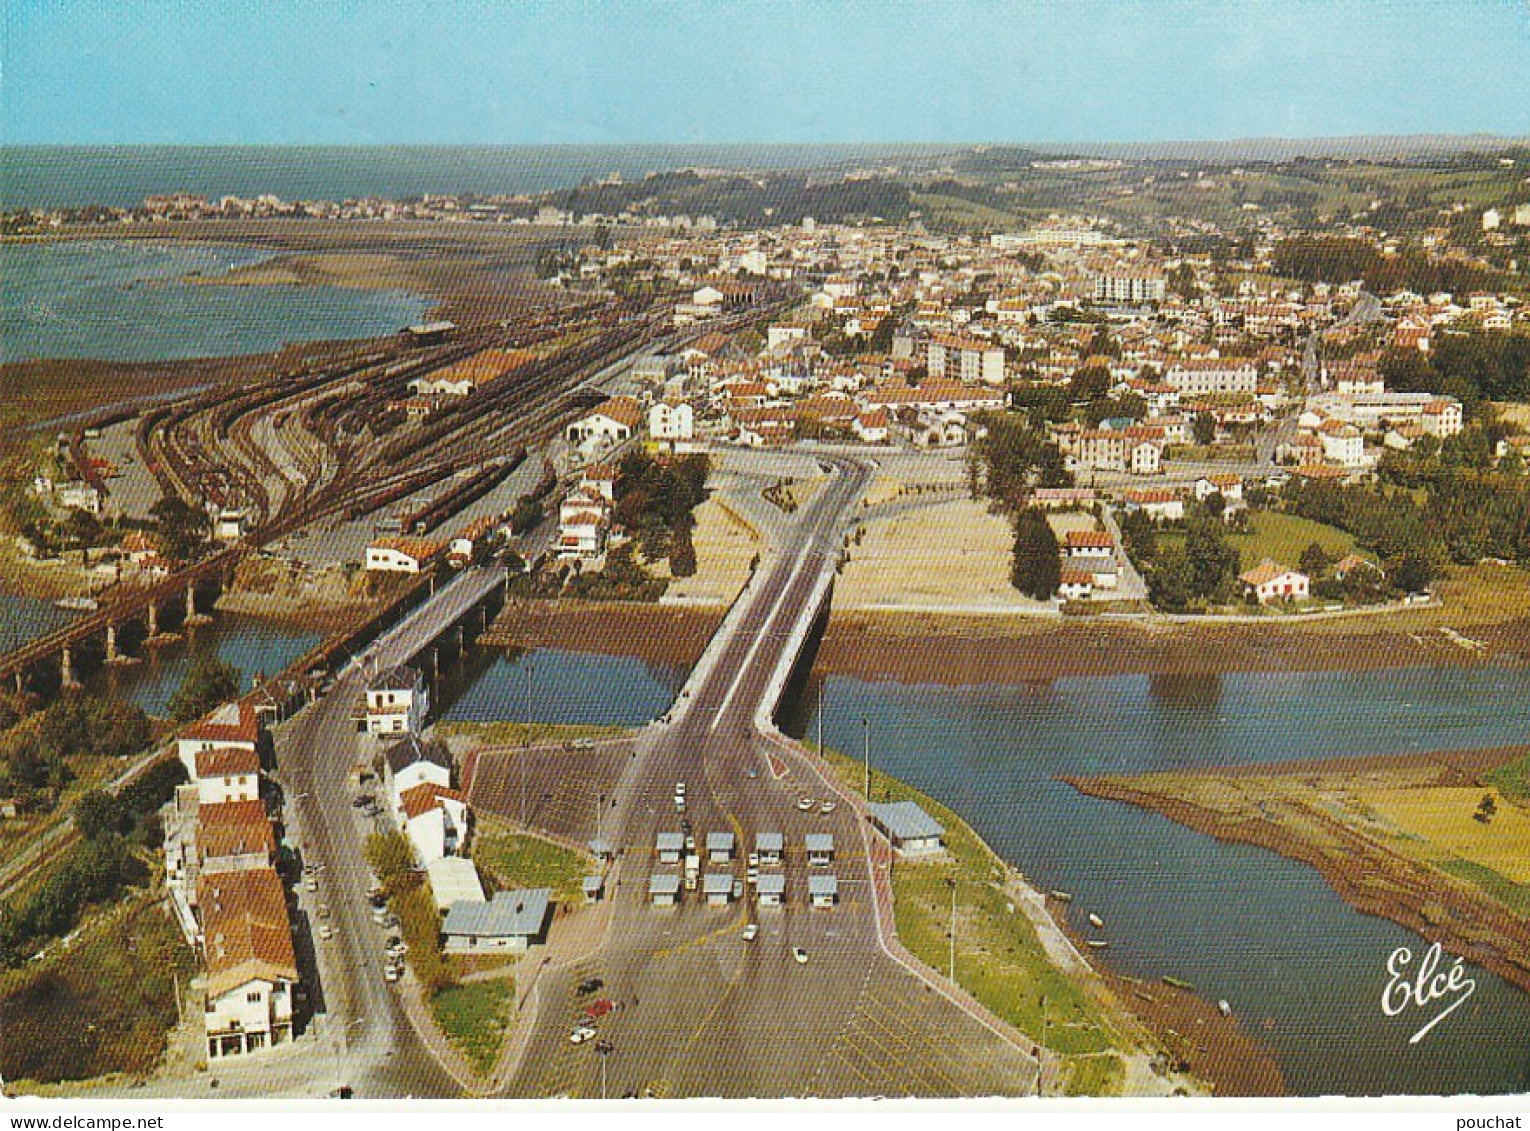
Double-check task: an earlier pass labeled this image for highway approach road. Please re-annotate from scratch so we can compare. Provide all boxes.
[503,457,1039,1098]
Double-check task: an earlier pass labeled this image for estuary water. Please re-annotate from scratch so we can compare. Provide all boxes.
[0,240,429,363]
[781,666,1530,1097]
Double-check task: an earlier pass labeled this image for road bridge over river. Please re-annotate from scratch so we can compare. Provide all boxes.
[500,457,1040,1098]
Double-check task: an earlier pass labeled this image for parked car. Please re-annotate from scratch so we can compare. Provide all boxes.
[569,1024,597,1045]
[793,947,808,965]
[742,923,759,942]
[576,977,604,996]
[820,801,837,815]
[797,797,815,811]
[585,998,615,1019]
[319,925,334,941]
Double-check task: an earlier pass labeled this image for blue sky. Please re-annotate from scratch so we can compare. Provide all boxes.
[4,0,1528,145]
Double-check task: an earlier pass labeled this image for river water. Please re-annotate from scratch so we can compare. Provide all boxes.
[779,666,1530,1097]
[0,240,430,363]
[5,590,1526,1095]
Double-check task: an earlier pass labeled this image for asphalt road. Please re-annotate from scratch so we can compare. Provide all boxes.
[503,457,1038,1098]
[264,577,520,1099]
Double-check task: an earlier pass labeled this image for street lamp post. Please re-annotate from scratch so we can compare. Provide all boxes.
[521,659,534,827]
[861,716,871,799]
[947,877,957,985]
[595,1040,613,1099]
[335,1016,366,1093]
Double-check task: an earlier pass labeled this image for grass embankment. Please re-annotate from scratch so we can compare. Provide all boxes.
[817,748,1135,1095]
[430,980,515,1077]
[474,817,594,904]
[0,892,195,1086]
[434,720,631,747]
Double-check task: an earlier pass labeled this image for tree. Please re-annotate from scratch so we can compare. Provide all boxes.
[1185,514,1241,603]
[1119,508,1159,566]
[168,653,243,724]
[74,790,125,841]
[1298,541,1331,579]
[1148,546,1197,612]
[1010,508,1061,600]
[1474,793,1498,824]
[149,496,209,562]
[1192,413,1217,447]
[1168,262,1199,301]
[1389,551,1436,596]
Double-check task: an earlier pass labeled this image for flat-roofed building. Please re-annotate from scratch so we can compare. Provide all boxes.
[441,888,551,953]
[808,874,839,908]
[649,872,681,906]
[868,801,946,856]
[805,833,835,867]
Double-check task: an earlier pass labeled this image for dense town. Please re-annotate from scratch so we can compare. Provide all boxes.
[4,147,1530,1102]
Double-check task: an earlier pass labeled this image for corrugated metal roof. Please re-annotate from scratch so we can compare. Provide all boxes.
[804,833,835,853]
[705,831,735,851]
[869,801,945,842]
[442,888,550,938]
[702,873,733,895]
[648,873,681,894]
[754,832,783,852]
[756,874,786,895]
[808,874,838,896]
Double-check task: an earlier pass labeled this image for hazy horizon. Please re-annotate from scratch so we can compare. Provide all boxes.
[6,2,1528,147]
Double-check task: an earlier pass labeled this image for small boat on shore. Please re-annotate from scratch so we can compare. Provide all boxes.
[1218,999,1232,1017]
[1086,939,1109,949]
[54,595,99,612]
[1162,975,1195,991]
[1087,913,1105,929]
[1049,890,1073,902]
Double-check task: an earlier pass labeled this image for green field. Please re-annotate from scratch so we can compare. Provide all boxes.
[473,821,594,904]
[431,979,515,1076]
[1233,511,1356,571]
[1436,857,1530,917]
[0,892,195,1086]
[1487,751,1530,804]
[817,747,1137,1084]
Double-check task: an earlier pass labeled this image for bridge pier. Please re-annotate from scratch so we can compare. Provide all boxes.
[59,645,80,689]
[146,599,160,639]
[184,581,213,627]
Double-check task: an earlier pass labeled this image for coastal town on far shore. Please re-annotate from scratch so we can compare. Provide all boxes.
[2,143,1529,1103]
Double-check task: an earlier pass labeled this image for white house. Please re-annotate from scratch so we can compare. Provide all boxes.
[1318,420,1367,468]
[1239,559,1311,605]
[176,701,260,781]
[198,868,298,1059]
[399,783,470,862]
[364,665,428,736]
[566,396,644,455]
[648,400,695,447]
[1058,570,1095,601]
[188,743,261,808]
[365,537,444,574]
[382,735,454,812]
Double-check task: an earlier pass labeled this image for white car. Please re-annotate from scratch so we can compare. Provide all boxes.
[569,1025,597,1045]
[319,925,334,941]
[742,923,759,942]
[820,801,837,815]
[792,947,809,965]
[675,781,686,796]
[796,797,815,812]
